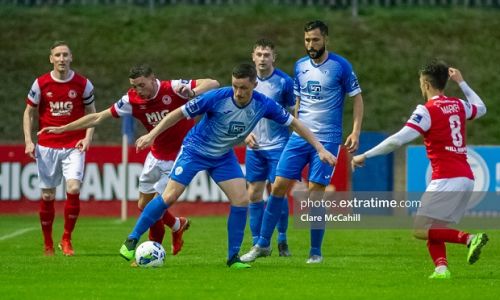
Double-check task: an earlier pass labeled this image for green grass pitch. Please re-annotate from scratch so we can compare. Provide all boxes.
[0,215,498,299]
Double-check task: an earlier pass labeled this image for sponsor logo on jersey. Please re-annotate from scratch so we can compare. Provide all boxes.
[139,105,147,110]
[49,101,73,116]
[411,114,423,123]
[162,95,172,105]
[223,110,232,114]
[46,91,53,98]
[186,99,200,115]
[228,121,246,136]
[306,80,322,96]
[301,69,310,74]
[68,90,77,99]
[146,110,169,126]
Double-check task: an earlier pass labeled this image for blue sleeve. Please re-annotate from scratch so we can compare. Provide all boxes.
[264,97,293,126]
[283,75,296,108]
[340,59,361,96]
[293,61,300,97]
[182,89,219,119]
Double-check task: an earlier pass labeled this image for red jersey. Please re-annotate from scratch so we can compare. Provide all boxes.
[111,79,196,161]
[406,95,478,180]
[26,71,95,148]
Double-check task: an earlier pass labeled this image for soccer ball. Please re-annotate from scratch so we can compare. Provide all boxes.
[135,241,166,268]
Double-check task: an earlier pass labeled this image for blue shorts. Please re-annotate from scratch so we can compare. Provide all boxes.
[170,148,244,186]
[245,147,284,183]
[275,134,340,186]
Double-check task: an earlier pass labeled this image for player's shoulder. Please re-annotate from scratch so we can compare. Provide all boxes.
[35,72,54,87]
[273,68,293,81]
[201,86,233,102]
[295,56,310,68]
[328,52,353,69]
[253,90,274,105]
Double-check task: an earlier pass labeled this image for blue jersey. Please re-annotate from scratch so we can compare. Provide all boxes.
[181,87,294,158]
[293,52,361,143]
[251,68,295,150]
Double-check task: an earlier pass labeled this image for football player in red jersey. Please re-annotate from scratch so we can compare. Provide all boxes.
[23,41,97,256]
[40,64,219,256]
[352,60,488,279]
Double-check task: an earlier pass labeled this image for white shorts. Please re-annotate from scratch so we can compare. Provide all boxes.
[35,144,85,189]
[139,151,175,194]
[416,177,474,224]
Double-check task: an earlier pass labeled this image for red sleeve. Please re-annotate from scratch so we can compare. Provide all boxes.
[468,104,478,120]
[110,106,120,118]
[26,98,37,107]
[405,122,425,135]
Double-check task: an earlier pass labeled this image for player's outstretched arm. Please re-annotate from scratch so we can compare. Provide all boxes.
[38,109,113,135]
[351,126,420,171]
[194,79,220,95]
[175,79,220,99]
[449,67,487,119]
[75,102,98,152]
[135,106,185,151]
[289,118,337,167]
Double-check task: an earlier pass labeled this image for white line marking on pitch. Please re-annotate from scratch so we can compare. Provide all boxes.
[0,227,36,241]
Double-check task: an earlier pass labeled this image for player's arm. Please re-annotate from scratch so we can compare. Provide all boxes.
[344,93,364,153]
[193,79,220,96]
[38,109,113,135]
[175,78,220,99]
[449,68,487,119]
[135,106,185,151]
[293,96,300,118]
[289,118,337,167]
[75,102,97,152]
[23,104,37,159]
[351,126,420,170]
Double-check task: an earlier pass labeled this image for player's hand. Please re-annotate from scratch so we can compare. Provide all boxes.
[25,142,35,160]
[244,133,259,149]
[351,154,366,171]
[135,133,154,152]
[344,133,360,153]
[448,68,464,83]
[175,85,196,99]
[37,126,65,135]
[318,148,337,167]
[76,138,91,152]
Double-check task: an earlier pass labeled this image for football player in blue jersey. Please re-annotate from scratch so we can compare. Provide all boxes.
[245,39,295,257]
[241,20,364,264]
[119,63,337,268]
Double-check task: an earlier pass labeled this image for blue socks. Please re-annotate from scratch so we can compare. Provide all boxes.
[227,205,248,259]
[129,194,169,240]
[277,198,289,243]
[309,204,326,257]
[257,195,285,247]
[310,229,325,257]
[249,201,265,245]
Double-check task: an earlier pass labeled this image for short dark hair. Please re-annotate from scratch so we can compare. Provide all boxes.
[232,63,257,82]
[304,20,328,36]
[253,38,275,51]
[129,64,154,79]
[50,41,70,52]
[420,59,449,91]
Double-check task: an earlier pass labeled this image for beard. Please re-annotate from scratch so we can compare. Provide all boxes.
[307,46,326,59]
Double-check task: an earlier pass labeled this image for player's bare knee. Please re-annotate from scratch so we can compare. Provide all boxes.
[41,193,55,201]
[413,229,428,240]
[66,180,81,195]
